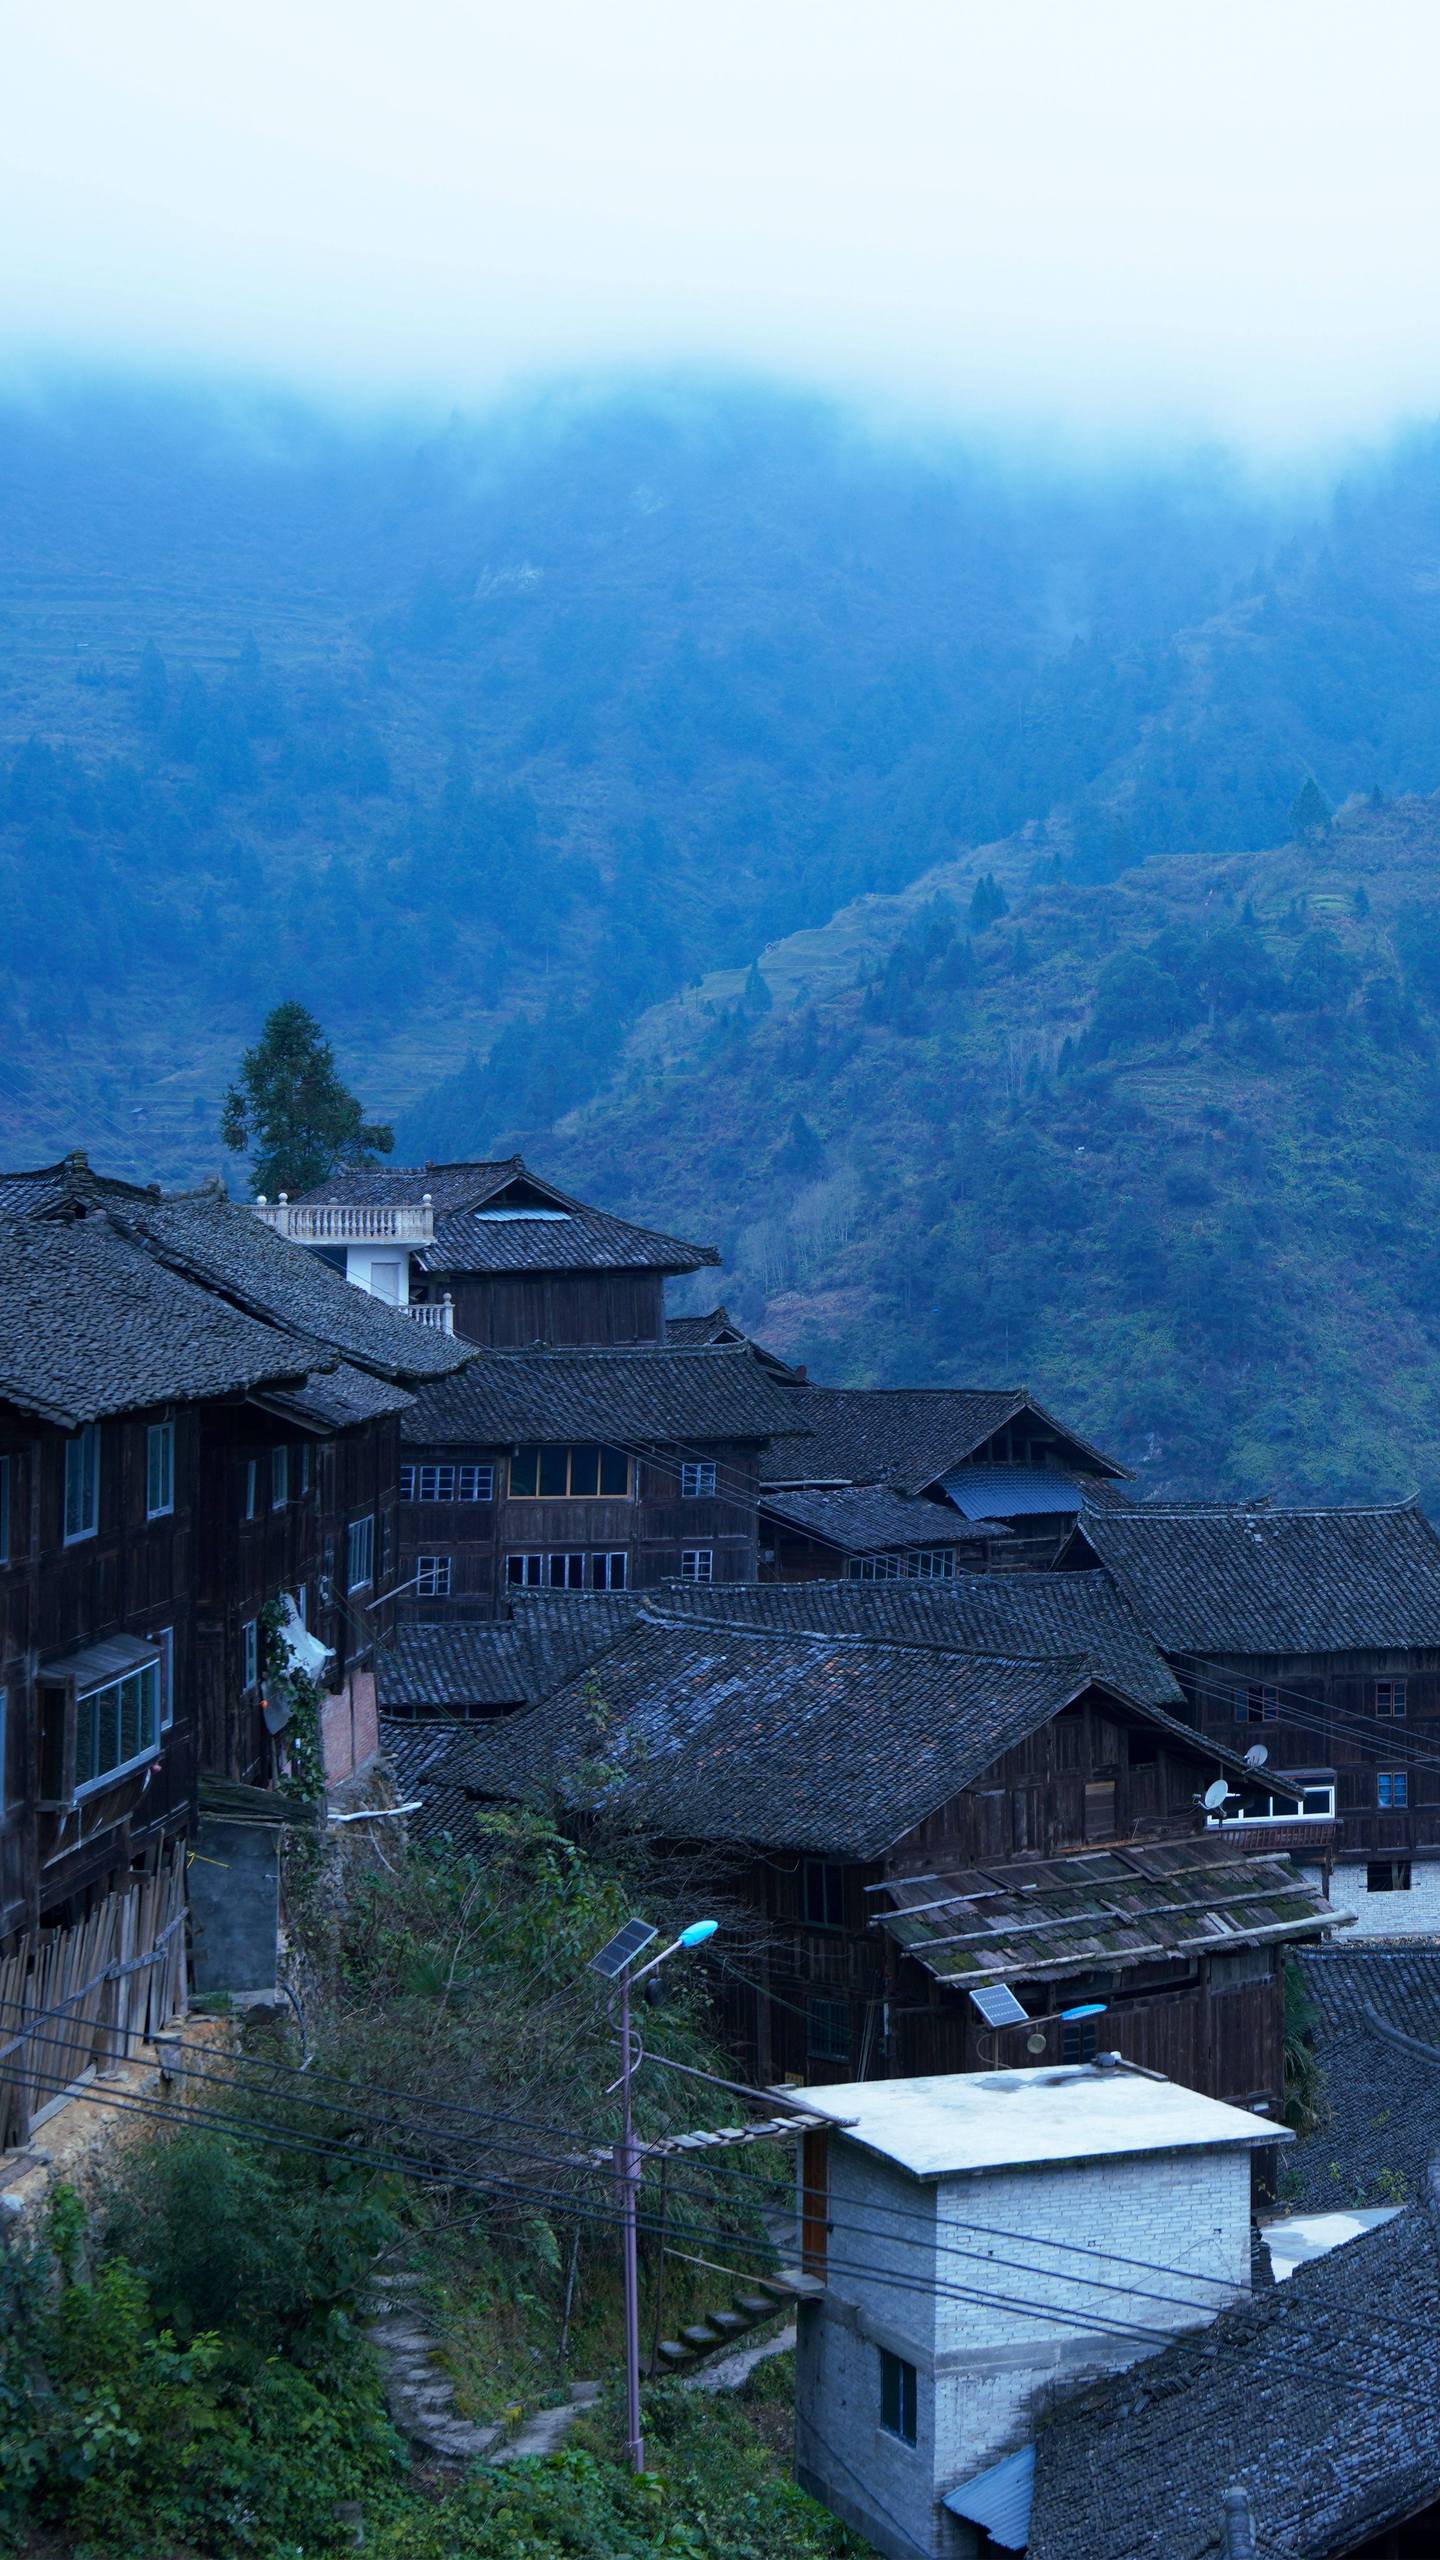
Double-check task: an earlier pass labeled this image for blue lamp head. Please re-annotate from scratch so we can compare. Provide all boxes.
[1060,2002,1108,2021]
[678,1919,719,1949]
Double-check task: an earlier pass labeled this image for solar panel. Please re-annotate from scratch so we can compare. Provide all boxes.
[589,1917,658,1979]
[968,1984,1028,2029]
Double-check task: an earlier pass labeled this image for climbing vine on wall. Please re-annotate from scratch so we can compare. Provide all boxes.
[260,1599,326,1808]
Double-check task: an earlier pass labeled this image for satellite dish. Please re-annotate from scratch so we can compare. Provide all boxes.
[1244,1744,1269,1768]
[1202,1779,1230,1812]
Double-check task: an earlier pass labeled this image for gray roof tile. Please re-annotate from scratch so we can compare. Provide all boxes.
[1028,2191,1440,2560]
[295,1156,717,1277]
[401,1343,800,1448]
[1070,1502,1440,1654]
[645,1574,1185,1708]
[0,1211,312,1426]
[111,1192,471,1383]
[760,1483,1005,1553]
[759,1385,1125,1496]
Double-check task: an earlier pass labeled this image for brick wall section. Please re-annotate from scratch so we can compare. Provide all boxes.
[796,2136,1253,2560]
[1301,1859,1440,1938]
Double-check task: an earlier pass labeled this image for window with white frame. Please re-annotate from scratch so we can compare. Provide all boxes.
[505,1552,587,1589]
[64,1425,100,1544]
[74,1658,161,1797]
[244,1459,259,1520]
[680,1548,713,1583]
[593,1552,629,1590]
[272,1444,289,1509]
[400,1463,495,1503]
[1231,1783,1336,1822]
[347,1515,375,1592]
[1378,1771,1409,1807]
[680,1461,717,1499]
[1374,1679,1408,1718]
[846,1553,903,1582]
[242,1619,259,1692]
[415,1555,452,1597]
[299,1442,311,1497]
[908,1548,956,1580]
[150,1624,175,1730]
[146,1420,174,1521]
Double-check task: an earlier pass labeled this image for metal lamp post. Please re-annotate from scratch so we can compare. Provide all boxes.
[594,1916,718,2474]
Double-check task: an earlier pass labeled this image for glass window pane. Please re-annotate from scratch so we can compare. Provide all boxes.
[568,1445,601,1497]
[599,1447,630,1496]
[538,1447,568,1498]
[511,1448,539,1498]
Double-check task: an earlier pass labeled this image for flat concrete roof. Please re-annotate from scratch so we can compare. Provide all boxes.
[782,2065,1290,2181]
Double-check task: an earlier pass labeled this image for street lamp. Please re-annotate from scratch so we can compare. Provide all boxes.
[591,1915,719,2473]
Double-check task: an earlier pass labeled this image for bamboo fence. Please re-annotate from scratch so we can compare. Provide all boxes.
[0,1843,188,2152]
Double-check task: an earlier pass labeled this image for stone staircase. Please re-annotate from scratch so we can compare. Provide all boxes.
[651,2263,823,2374]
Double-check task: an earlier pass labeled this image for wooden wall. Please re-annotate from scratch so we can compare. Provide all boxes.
[712,1690,1289,2116]
[1178,1647,1440,1862]
[441,1270,667,1348]
[396,1438,763,1616]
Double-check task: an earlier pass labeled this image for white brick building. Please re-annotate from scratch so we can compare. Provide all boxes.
[790,2062,1284,2560]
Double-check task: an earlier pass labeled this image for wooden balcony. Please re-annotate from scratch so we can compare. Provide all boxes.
[253,1194,435,1245]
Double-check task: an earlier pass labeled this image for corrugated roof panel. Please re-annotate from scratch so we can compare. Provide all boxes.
[943,1464,1084,1519]
[945,2443,1035,2549]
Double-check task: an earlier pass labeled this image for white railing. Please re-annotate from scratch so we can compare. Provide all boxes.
[254,1193,435,1245]
[405,1296,455,1333]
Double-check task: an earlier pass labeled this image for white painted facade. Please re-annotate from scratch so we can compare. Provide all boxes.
[789,2066,1281,2560]
[339,1241,415,1304]
[1298,1858,1440,1937]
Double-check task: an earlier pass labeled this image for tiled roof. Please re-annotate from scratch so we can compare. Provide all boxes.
[759,1386,1126,1496]
[1068,1500,1440,1654]
[295,1155,717,1277]
[388,1615,1168,1860]
[0,1152,159,1219]
[109,1192,470,1383]
[400,1344,800,1448]
[1027,2193,1440,2560]
[647,1575,1185,1708]
[260,1364,414,1428]
[379,1595,639,1714]
[1284,1945,1440,2210]
[879,1837,1338,1989]
[666,1308,803,1377]
[0,1210,312,1427]
[759,1483,1004,1553]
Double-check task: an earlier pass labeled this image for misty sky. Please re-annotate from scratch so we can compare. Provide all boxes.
[8,0,1440,447]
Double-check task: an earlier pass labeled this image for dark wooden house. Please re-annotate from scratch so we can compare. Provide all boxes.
[383,1605,1336,2121]
[1059,1501,1440,1936]
[395,1344,800,1614]
[0,1157,472,1930]
[282,1155,718,1348]
[760,1384,1130,1565]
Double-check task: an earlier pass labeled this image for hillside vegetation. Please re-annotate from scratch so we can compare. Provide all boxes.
[10,378,1440,1177]
[543,795,1440,1504]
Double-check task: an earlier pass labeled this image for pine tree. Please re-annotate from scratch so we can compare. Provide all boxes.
[222,1002,394,1196]
[741,961,773,1014]
[1289,777,1331,840]
[968,873,1009,932]
[136,640,168,733]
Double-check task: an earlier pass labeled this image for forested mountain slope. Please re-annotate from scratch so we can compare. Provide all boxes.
[540,795,1440,1503]
[9,377,1440,1180]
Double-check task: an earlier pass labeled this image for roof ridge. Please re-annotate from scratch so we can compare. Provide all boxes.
[635,1606,1092,1672]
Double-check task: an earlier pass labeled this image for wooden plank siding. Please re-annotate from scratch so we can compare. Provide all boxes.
[711,1697,1289,2116]
[441,1270,667,1349]
[396,1439,762,1617]
[1177,1649,1440,1863]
